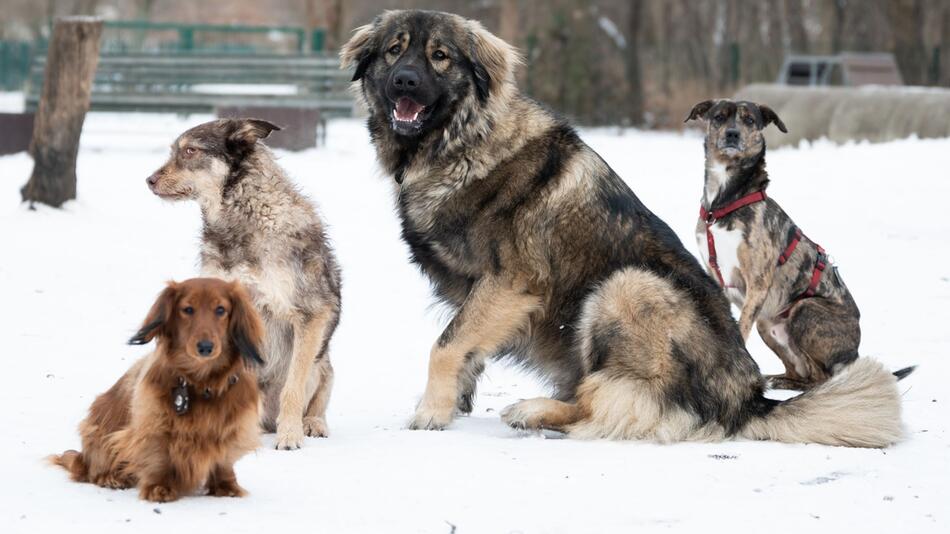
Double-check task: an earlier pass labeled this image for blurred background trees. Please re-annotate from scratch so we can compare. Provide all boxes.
[2,0,947,128]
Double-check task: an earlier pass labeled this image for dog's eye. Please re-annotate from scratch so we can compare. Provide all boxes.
[183,306,194,315]
[432,50,447,61]
[714,114,726,123]
[744,116,755,126]
[388,44,401,55]
[183,147,198,157]
[215,306,226,317]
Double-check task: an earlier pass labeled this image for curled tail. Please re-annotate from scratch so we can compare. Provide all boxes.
[742,358,905,448]
[48,449,88,482]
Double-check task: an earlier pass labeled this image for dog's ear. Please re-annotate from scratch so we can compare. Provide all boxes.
[341,19,380,82]
[685,100,716,123]
[467,20,521,102]
[759,105,788,133]
[228,119,281,148]
[228,282,265,367]
[129,283,178,345]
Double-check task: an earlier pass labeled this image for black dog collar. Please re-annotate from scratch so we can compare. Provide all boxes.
[170,374,240,416]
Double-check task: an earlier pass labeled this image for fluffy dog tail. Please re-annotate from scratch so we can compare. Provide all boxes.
[48,449,88,481]
[742,358,905,448]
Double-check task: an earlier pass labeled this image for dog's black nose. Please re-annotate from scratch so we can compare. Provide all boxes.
[725,128,740,143]
[392,67,421,91]
[197,340,214,356]
[146,173,160,187]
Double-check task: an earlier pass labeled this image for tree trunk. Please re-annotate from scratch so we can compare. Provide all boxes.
[498,0,520,47]
[942,0,950,86]
[889,0,927,85]
[784,0,808,53]
[21,17,102,208]
[305,0,344,51]
[831,0,846,53]
[625,0,644,125]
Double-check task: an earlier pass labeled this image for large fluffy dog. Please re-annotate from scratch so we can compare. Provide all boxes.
[147,119,341,449]
[342,10,905,447]
[51,279,263,502]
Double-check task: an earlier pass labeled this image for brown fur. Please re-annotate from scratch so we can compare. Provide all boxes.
[50,278,264,502]
[146,119,342,449]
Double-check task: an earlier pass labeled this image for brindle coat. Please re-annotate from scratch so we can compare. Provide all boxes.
[146,119,341,449]
[686,99,912,390]
[342,10,905,447]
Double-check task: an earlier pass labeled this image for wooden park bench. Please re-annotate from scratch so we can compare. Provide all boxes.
[25,52,355,148]
[26,53,354,114]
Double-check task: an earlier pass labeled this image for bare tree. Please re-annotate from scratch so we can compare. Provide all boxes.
[21,17,103,208]
[783,0,808,53]
[304,0,344,51]
[943,0,950,86]
[624,0,644,125]
[890,0,927,85]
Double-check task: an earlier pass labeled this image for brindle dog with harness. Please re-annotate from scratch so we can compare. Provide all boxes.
[686,99,913,390]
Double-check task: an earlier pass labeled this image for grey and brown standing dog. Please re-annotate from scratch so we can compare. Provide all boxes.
[147,119,341,449]
[686,99,913,390]
[342,10,906,447]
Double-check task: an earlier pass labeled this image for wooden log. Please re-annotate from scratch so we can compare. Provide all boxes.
[21,17,103,208]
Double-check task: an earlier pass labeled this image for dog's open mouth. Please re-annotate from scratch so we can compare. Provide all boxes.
[393,97,425,122]
[391,97,429,132]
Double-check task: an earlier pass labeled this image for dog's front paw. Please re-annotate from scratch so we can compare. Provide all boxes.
[303,416,329,438]
[141,484,178,503]
[275,422,305,450]
[501,400,543,431]
[408,406,454,431]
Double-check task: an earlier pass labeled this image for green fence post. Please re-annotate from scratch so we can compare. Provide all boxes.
[179,27,194,52]
[310,29,325,53]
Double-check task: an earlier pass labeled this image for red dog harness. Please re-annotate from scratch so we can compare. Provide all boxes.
[699,190,767,286]
[699,191,828,310]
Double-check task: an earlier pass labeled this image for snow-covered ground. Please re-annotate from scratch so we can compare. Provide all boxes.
[1,107,948,534]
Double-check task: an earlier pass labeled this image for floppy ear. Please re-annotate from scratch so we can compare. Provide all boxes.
[685,100,715,123]
[228,119,281,147]
[467,21,521,102]
[228,283,265,367]
[759,105,788,133]
[129,283,178,345]
[340,21,379,82]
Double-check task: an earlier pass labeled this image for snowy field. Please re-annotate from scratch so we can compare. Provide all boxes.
[1,104,948,533]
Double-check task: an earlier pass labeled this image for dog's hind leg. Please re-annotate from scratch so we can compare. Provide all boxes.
[501,398,583,432]
[787,298,860,382]
[409,276,541,431]
[275,307,335,450]
[757,319,814,390]
[302,358,333,438]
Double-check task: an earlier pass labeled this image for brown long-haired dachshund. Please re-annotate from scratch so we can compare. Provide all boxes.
[51,278,265,502]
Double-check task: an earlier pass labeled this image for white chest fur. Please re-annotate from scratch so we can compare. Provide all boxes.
[696,223,745,293]
[203,260,297,319]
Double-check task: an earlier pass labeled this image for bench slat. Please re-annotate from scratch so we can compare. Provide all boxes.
[27,53,356,115]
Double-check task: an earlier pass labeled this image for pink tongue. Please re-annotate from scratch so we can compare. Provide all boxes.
[395,98,424,121]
